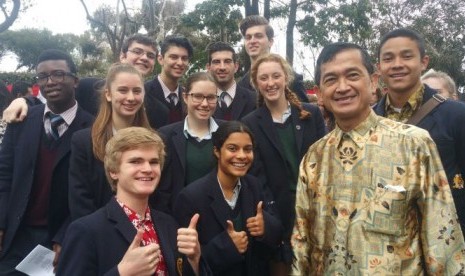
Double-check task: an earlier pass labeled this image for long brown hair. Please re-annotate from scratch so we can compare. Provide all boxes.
[250,53,310,120]
[92,63,151,161]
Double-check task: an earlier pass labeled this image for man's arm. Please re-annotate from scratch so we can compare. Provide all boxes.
[2,98,29,123]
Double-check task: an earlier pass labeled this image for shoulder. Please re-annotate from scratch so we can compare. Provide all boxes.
[181,173,213,196]
[376,116,432,142]
[72,127,92,140]
[301,102,320,113]
[242,106,265,123]
[159,121,184,135]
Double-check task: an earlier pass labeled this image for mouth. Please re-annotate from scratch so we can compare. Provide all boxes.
[44,89,61,97]
[232,162,248,168]
[334,95,356,103]
[137,177,154,181]
[389,73,408,79]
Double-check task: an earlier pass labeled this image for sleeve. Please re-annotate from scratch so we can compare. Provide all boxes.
[418,137,465,274]
[0,123,17,228]
[290,153,314,275]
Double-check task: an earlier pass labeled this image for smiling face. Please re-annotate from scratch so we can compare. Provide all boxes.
[316,49,378,131]
[207,50,238,90]
[244,25,273,61]
[256,61,287,105]
[111,146,161,201]
[120,41,156,77]
[215,132,254,184]
[378,37,429,95]
[158,46,189,81]
[183,80,217,122]
[105,72,145,122]
[36,60,77,114]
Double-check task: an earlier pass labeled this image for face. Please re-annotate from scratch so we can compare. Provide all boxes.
[111,146,161,200]
[120,42,156,77]
[422,77,451,99]
[183,80,217,122]
[105,72,145,122]
[158,46,189,81]
[244,25,273,60]
[256,61,287,105]
[378,37,429,94]
[206,51,238,89]
[36,60,77,113]
[316,49,378,129]
[215,132,253,182]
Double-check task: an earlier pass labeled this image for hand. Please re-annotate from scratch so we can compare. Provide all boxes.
[246,201,265,237]
[226,220,248,254]
[52,243,62,273]
[178,214,201,275]
[118,230,160,276]
[0,230,3,252]
[3,98,28,123]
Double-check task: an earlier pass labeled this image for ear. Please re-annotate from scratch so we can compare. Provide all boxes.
[370,73,380,92]
[157,54,163,66]
[206,62,211,71]
[314,85,322,100]
[268,38,274,49]
[213,146,220,159]
[420,55,430,71]
[182,93,188,104]
[105,89,112,102]
[119,52,127,62]
[234,62,239,73]
[109,171,119,181]
[73,76,79,89]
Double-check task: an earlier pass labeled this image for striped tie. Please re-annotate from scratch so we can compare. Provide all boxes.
[220,92,228,109]
[48,113,65,140]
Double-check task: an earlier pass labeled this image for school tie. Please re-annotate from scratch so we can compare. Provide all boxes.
[168,93,177,108]
[48,113,65,140]
[220,91,229,109]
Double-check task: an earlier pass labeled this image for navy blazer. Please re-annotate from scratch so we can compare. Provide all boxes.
[57,197,206,276]
[241,103,326,259]
[68,128,113,221]
[173,171,282,276]
[213,85,257,121]
[374,84,465,232]
[152,119,224,214]
[0,104,94,256]
[144,77,183,129]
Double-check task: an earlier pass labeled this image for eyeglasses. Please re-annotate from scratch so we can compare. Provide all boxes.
[35,70,76,85]
[128,48,157,60]
[187,93,218,104]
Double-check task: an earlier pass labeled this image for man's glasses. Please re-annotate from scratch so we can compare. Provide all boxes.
[187,93,218,104]
[128,48,157,60]
[35,70,76,85]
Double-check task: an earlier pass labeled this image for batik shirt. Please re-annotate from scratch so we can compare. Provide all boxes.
[385,84,424,123]
[291,111,465,275]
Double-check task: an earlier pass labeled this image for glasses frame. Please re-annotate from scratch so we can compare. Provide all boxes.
[35,70,76,85]
[127,48,157,60]
[186,93,218,104]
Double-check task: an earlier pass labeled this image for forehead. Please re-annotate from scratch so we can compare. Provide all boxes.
[320,49,367,76]
[224,132,252,145]
[163,45,188,56]
[190,80,217,93]
[120,145,159,159]
[129,41,156,52]
[211,50,234,60]
[257,61,283,74]
[111,71,143,84]
[380,37,420,55]
[245,25,267,36]
[36,60,70,73]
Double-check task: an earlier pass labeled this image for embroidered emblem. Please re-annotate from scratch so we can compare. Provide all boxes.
[453,174,464,189]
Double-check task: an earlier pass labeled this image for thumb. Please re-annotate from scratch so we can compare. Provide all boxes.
[129,229,143,249]
[188,213,199,229]
[256,201,263,216]
[226,220,235,233]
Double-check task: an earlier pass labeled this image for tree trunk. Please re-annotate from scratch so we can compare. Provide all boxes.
[0,0,21,33]
[264,0,270,20]
[286,0,297,66]
[244,0,259,16]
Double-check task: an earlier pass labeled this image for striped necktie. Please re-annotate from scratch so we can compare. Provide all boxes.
[220,91,228,109]
[48,113,65,140]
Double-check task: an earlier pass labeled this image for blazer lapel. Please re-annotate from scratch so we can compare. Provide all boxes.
[231,89,247,119]
[24,106,45,164]
[152,212,176,276]
[106,198,137,244]
[256,107,286,160]
[290,106,305,154]
[207,173,231,230]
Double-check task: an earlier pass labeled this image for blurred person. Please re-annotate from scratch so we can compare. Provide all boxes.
[11,81,33,98]
[422,69,458,100]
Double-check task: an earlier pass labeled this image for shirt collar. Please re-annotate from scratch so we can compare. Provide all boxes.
[43,102,78,126]
[272,101,292,123]
[331,110,379,149]
[217,81,237,99]
[183,116,219,141]
[385,84,425,113]
[217,176,242,209]
[115,196,152,224]
[158,75,179,99]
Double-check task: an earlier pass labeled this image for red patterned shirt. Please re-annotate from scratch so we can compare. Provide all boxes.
[117,197,167,275]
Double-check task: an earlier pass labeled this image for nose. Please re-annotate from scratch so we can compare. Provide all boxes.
[335,78,350,93]
[200,97,209,105]
[141,161,153,172]
[392,56,404,68]
[127,91,135,101]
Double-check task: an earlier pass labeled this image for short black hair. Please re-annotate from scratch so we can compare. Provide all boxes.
[11,81,32,98]
[206,42,237,64]
[377,28,426,59]
[315,42,374,86]
[121,34,157,54]
[36,49,77,74]
[160,35,194,59]
[212,121,255,151]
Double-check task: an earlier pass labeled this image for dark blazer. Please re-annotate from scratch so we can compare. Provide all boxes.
[68,128,113,221]
[57,197,206,276]
[0,104,94,256]
[241,103,326,260]
[374,84,465,232]
[213,85,257,121]
[153,119,224,214]
[173,171,282,276]
[144,77,183,129]
[238,71,309,103]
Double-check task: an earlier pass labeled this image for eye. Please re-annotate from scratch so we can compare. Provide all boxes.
[244,146,253,153]
[226,145,237,152]
[181,56,189,62]
[52,71,66,77]
[206,95,217,101]
[132,48,144,55]
[347,72,360,80]
[382,55,392,62]
[150,159,159,165]
[212,60,221,65]
[193,94,203,101]
[117,87,129,93]
[224,59,234,64]
[245,35,252,41]
[323,76,336,85]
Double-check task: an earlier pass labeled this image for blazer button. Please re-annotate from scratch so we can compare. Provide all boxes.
[296,125,301,130]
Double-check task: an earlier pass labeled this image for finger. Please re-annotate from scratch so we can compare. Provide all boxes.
[188,213,199,229]
[226,220,235,233]
[256,201,263,216]
[129,229,144,249]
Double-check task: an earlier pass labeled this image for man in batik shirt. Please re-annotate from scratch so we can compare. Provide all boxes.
[291,42,465,275]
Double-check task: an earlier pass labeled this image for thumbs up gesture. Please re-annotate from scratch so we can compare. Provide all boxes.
[178,213,201,261]
[246,201,265,237]
[118,229,160,276]
[226,220,248,254]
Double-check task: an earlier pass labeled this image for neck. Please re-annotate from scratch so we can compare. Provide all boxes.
[187,116,209,136]
[160,72,179,91]
[112,115,135,131]
[217,169,238,192]
[218,81,234,92]
[116,194,149,217]
[336,108,371,132]
[266,97,288,120]
[387,81,423,108]
[48,99,76,114]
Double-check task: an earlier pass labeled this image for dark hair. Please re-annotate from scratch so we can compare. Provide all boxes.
[377,28,426,59]
[0,82,13,115]
[184,72,216,94]
[206,42,237,64]
[11,81,31,98]
[121,34,157,54]
[239,15,274,40]
[212,121,255,151]
[160,35,194,58]
[315,42,374,86]
[36,49,77,74]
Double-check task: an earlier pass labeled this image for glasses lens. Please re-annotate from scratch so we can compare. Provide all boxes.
[206,95,218,103]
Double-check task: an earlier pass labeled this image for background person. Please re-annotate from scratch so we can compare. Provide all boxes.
[421,69,458,100]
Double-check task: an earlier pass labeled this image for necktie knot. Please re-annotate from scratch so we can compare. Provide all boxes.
[47,112,65,140]
[220,92,229,108]
[168,93,177,107]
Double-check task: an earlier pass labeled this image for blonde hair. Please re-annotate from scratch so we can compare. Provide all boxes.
[104,127,166,192]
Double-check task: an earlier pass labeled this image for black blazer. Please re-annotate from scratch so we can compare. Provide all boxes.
[374,84,465,232]
[173,171,282,276]
[238,71,309,103]
[57,197,207,276]
[68,128,113,221]
[152,119,224,214]
[213,85,257,121]
[241,103,326,258]
[144,77,183,129]
[0,104,94,256]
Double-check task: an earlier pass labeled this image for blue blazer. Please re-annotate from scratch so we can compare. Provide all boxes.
[213,85,257,121]
[173,171,282,276]
[374,84,465,232]
[57,197,208,276]
[0,104,94,256]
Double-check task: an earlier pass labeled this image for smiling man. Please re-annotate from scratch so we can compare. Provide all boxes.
[291,42,465,275]
[0,49,94,274]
